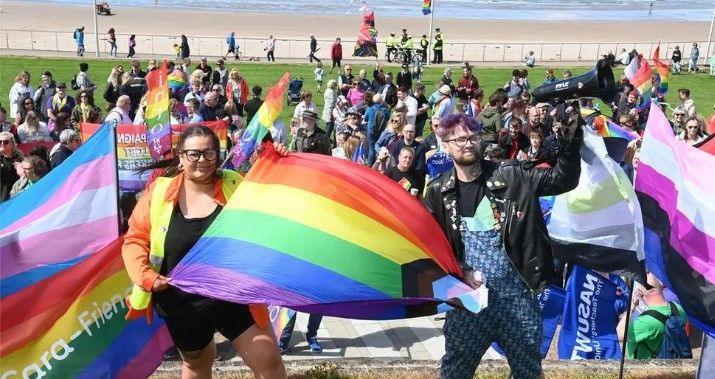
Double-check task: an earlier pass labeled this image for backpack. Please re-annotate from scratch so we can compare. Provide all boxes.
[373,108,388,138]
[71,74,80,90]
[638,302,692,359]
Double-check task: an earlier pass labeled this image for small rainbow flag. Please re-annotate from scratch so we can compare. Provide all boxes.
[171,149,488,319]
[268,306,296,340]
[652,45,669,97]
[145,61,171,159]
[167,69,187,95]
[231,72,290,168]
[582,109,640,141]
[623,54,653,110]
[422,0,432,15]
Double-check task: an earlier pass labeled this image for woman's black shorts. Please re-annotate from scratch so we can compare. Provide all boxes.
[155,288,256,352]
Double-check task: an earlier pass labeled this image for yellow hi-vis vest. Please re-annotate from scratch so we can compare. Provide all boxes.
[126,170,242,319]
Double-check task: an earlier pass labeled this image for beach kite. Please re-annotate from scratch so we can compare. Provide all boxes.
[171,149,488,319]
[353,2,378,57]
[636,101,715,337]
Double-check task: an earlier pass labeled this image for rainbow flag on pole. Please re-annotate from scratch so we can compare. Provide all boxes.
[230,72,290,168]
[582,109,640,141]
[624,54,653,110]
[422,0,432,15]
[0,123,173,377]
[652,45,669,97]
[145,61,171,160]
[172,150,488,319]
[636,102,715,337]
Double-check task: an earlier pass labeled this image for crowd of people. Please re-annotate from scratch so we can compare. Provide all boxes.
[2,47,711,377]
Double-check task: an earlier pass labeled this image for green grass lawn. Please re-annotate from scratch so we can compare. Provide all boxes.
[2,56,713,127]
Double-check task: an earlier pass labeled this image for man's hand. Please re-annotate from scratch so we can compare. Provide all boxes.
[273,141,290,157]
[152,275,172,292]
[464,270,485,290]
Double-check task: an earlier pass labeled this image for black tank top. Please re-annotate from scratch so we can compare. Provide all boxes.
[154,203,222,317]
[160,203,222,276]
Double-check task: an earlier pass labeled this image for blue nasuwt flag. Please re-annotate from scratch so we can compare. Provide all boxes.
[558,265,622,360]
[492,285,566,358]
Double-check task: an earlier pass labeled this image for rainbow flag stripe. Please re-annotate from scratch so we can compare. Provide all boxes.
[172,150,487,319]
[231,72,290,168]
[624,54,653,110]
[422,0,432,15]
[145,61,171,160]
[652,45,669,96]
[167,69,187,94]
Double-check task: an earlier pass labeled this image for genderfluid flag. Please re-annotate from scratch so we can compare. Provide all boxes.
[558,266,622,360]
[145,61,172,160]
[171,148,488,319]
[636,101,715,337]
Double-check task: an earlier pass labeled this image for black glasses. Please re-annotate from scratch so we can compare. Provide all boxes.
[444,135,480,148]
[212,88,221,92]
[0,140,13,145]
[179,149,218,162]
[24,101,33,105]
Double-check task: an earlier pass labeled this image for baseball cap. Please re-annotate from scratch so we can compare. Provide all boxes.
[438,85,451,95]
[302,109,318,120]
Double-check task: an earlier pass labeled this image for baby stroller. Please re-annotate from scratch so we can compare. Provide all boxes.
[287,77,304,105]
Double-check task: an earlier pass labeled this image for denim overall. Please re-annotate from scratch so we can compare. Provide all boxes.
[441,197,543,379]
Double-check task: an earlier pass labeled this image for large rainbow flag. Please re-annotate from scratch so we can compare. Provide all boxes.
[636,101,715,337]
[623,54,653,110]
[0,123,173,377]
[145,61,172,160]
[172,150,488,319]
[230,72,290,168]
[652,45,669,97]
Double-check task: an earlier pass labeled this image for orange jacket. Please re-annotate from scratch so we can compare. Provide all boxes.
[122,172,269,328]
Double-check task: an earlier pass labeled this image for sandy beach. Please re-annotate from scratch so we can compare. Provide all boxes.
[1,1,709,43]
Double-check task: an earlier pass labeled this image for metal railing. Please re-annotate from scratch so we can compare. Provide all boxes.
[1,29,711,65]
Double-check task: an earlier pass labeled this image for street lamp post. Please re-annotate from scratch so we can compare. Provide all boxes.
[92,0,100,57]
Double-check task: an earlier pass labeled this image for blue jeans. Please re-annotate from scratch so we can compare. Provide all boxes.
[279,313,322,346]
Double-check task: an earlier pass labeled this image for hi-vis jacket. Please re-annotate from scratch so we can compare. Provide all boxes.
[122,171,269,328]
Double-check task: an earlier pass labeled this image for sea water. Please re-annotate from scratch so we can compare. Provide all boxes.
[36,0,712,21]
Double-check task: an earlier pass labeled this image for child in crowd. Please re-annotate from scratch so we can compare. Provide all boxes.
[173,43,181,59]
[314,62,324,93]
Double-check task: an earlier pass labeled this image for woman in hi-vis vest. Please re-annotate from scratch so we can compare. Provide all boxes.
[122,125,287,378]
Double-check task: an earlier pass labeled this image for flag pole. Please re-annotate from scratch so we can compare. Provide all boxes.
[427,0,435,65]
[706,7,715,65]
[617,278,635,379]
[110,121,122,236]
[92,0,100,57]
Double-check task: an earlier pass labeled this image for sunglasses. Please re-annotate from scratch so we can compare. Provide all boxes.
[0,140,14,145]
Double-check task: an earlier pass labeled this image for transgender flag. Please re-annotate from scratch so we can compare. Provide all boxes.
[0,122,119,285]
[0,123,173,377]
[636,101,715,337]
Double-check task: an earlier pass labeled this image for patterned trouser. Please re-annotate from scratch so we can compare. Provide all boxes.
[441,291,543,379]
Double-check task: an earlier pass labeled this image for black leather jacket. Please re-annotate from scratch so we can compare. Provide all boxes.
[423,128,582,293]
